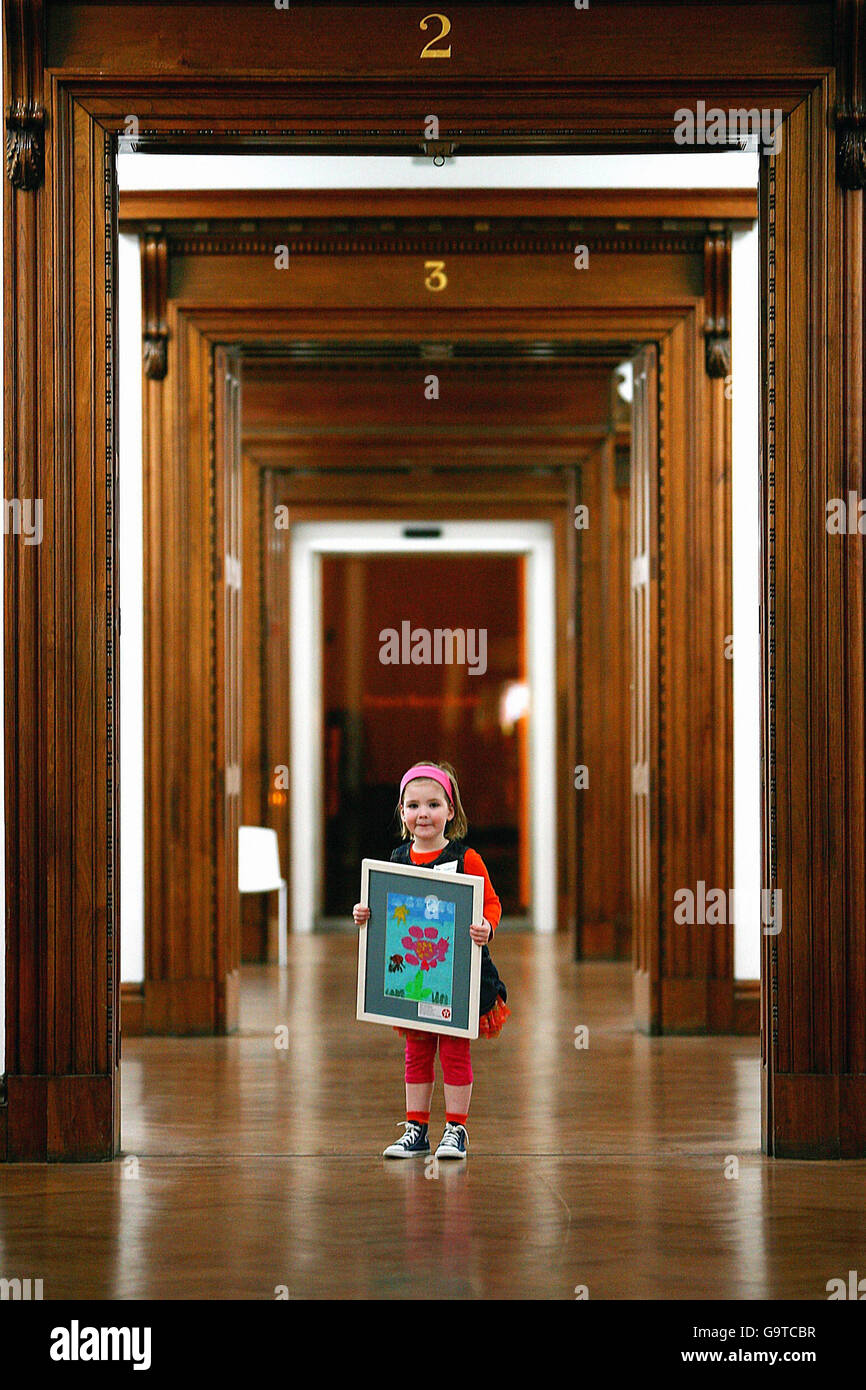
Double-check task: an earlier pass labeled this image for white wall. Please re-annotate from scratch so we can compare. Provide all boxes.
[108,153,758,985]
[119,234,146,985]
[731,225,762,979]
[0,3,5,1074]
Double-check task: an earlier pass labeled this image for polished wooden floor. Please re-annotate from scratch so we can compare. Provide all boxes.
[1,932,864,1300]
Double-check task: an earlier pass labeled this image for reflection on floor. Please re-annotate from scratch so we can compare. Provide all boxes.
[1,933,864,1299]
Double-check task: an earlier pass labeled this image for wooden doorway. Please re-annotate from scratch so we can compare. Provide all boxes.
[126,202,738,1038]
[4,1,863,1159]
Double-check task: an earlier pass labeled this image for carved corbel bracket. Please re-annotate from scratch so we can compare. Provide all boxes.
[141,234,169,381]
[6,99,45,190]
[835,0,866,188]
[5,0,46,190]
[703,231,731,379]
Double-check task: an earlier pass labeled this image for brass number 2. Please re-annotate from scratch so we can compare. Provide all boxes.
[419,13,452,59]
[424,261,448,292]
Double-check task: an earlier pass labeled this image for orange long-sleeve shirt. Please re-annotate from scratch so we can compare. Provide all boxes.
[408,843,502,935]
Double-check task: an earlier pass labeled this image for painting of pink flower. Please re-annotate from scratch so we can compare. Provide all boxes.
[385,892,455,1006]
[401,923,450,971]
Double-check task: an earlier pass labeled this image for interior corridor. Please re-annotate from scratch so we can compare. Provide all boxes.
[2,934,863,1300]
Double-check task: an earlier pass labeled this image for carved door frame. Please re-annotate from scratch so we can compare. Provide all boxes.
[3,2,863,1158]
[123,194,742,1030]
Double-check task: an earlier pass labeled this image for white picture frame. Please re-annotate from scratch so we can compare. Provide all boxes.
[356,857,484,1039]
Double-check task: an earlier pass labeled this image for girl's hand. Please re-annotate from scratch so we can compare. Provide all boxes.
[353,903,371,927]
[469,919,492,944]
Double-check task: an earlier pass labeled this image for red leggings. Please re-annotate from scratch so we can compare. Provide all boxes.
[404,1030,473,1087]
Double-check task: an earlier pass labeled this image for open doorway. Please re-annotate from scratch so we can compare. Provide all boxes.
[289,520,557,935]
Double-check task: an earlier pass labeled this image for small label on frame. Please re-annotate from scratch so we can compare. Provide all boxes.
[418,1001,452,1021]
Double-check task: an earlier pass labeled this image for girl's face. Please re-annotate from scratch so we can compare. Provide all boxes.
[401,778,452,848]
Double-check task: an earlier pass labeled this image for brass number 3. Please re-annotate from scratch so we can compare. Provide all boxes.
[424,261,448,292]
[419,13,452,59]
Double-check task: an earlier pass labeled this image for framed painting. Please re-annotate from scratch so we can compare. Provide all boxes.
[356,859,484,1039]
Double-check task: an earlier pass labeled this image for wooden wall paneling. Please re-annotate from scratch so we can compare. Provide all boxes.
[575,427,634,962]
[609,432,634,959]
[119,189,760,225]
[213,348,243,1028]
[4,0,47,1156]
[132,270,172,1039]
[572,456,586,958]
[167,246,705,318]
[141,305,170,1030]
[563,465,580,946]
[709,350,736,1029]
[553,492,576,933]
[244,436,607,474]
[761,79,866,1157]
[262,469,292,952]
[263,488,574,517]
[142,311,225,1034]
[253,465,581,508]
[3,31,119,1158]
[239,357,618,475]
[834,0,866,1152]
[240,359,621,432]
[48,3,830,91]
[661,314,705,1029]
[575,441,603,953]
[6,0,852,1157]
[655,313,735,1032]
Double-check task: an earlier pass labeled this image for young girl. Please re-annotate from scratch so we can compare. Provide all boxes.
[353,760,510,1161]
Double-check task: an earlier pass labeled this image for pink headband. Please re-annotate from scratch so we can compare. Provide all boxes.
[399,764,454,803]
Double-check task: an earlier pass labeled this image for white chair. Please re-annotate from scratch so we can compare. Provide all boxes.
[238,826,288,967]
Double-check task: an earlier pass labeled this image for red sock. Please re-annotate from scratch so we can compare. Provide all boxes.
[407,1111,429,1124]
[445,1112,468,1126]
